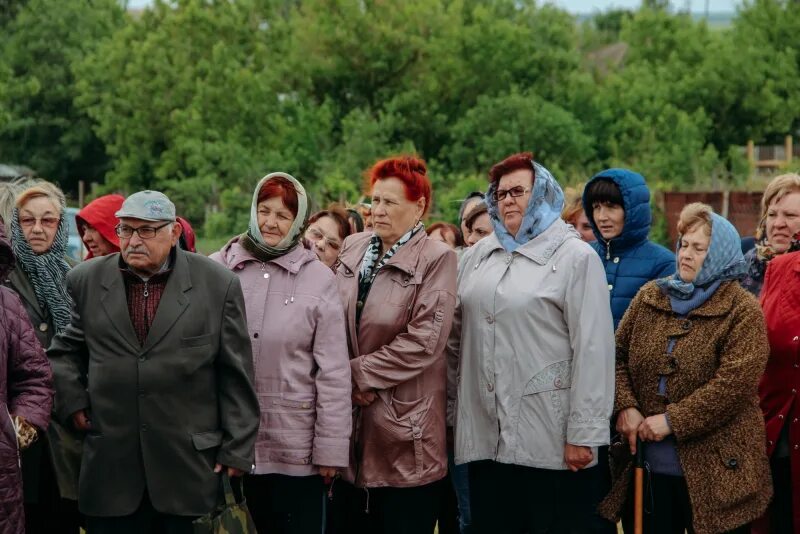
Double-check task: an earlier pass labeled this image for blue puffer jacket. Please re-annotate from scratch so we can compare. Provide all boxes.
[582,168,675,329]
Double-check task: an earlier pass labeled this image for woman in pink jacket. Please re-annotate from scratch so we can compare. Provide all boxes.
[211,172,352,534]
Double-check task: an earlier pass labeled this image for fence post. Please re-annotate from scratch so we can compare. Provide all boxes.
[787,135,794,165]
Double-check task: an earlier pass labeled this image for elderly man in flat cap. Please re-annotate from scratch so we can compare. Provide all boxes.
[48,190,259,533]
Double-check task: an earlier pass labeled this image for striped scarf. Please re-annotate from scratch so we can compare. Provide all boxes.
[11,208,72,333]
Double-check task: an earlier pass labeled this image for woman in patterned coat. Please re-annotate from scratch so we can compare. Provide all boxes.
[600,203,772,534]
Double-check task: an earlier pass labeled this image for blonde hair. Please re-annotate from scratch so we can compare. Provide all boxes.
[561,186,586,225]
[15,182,66,213]
[677,202,713,236]
[0,178,41,224]
[762,173,800,215]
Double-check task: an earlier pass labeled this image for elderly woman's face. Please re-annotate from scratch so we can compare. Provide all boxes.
[370,177,425,250]
[305,215,343,268]
[678,224,710,284]
[258,196,295,247]
[466,213,493,246]
[19,196,61,255]
[496,169,533,237]
[766,191,800,253]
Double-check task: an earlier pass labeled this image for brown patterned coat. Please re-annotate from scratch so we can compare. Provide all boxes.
[599,280,773,534]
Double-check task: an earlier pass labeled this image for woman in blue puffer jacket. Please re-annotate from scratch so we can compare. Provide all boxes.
[582,168,675,329]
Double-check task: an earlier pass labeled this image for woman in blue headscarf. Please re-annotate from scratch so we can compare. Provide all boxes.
[600,202,772,534]
[447,152,615,532]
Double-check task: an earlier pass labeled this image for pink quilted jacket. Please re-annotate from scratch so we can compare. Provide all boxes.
[0,222,54,534]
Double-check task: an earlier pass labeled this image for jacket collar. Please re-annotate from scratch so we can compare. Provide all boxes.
[220,237,313,274]
[473,219,573,266]
[640,279,739,318]
[339,230,426,277]
[101,248,193,353]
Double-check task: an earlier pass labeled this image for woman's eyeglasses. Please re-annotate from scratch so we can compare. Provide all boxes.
[19,216,60,229]
[492,186,531,202]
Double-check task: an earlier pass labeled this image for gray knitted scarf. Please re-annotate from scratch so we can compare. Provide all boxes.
[10,208,72,333]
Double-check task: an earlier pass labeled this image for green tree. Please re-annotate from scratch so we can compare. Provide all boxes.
[0,0,124,191]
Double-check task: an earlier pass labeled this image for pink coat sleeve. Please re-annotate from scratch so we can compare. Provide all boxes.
[310,281,352,468]
[4,287,54,432]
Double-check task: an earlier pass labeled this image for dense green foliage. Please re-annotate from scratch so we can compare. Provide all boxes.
[1,0,799,235]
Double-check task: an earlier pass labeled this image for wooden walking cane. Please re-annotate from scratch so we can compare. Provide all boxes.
[634,437,644,534]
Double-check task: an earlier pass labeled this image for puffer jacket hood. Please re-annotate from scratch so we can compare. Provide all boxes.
[582,168,675,329]
[582,168,651,252]
[0,221,14,279]
[75,194,124,259]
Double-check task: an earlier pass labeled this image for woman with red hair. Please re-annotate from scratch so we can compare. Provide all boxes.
[332,156,457,533]
[448,152,614,532]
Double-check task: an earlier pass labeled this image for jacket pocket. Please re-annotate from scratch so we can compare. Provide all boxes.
[180,333,213,348]
[712,442,760,506]
[516,361,573,465]
[522,360,572,395]
[191,430,224,451]
[386,271,422,308]
[372,395,433,478]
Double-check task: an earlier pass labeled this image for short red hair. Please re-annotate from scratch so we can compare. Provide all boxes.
[488,152,535,184]
[368,156,432,216]
[257,176,298,217]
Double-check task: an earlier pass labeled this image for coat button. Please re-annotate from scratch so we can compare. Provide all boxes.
[794,418,798,423]
[253,333,259,339]
[38,322,48,332]
[727,458,738,469]
[138,356,146,362]
[608,284,613,291]
[795,445,799,451]
[486,316,494,324]
[613,257,620,264]
[263,273,269,279]
[768,440,774,446]
[487,383,494,392]
[793,389,797,395]
[779,414,785,419]
[794,336,799,342]
[682,320,691,331]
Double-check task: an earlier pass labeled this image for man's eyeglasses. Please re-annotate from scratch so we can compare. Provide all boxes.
[492,186,531,202]
[115,222,171,239]
[19,216,60,229]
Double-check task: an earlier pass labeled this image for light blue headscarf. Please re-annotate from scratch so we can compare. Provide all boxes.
[486,161,565,252]
[657,212,747,300]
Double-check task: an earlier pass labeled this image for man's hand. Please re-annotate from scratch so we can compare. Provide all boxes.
[72,410,91,431]
[352,390,376,407]
[638,414,672,443]
[564,444,593,472]
[616,407,645,454]
[214,464,245,477]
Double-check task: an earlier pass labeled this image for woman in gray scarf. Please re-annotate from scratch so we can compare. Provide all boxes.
[5,182,82,534]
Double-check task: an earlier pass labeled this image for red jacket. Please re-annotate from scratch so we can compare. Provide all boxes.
[759,250,800,532]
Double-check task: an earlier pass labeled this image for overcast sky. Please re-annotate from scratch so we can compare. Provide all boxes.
[126,0,739,14]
